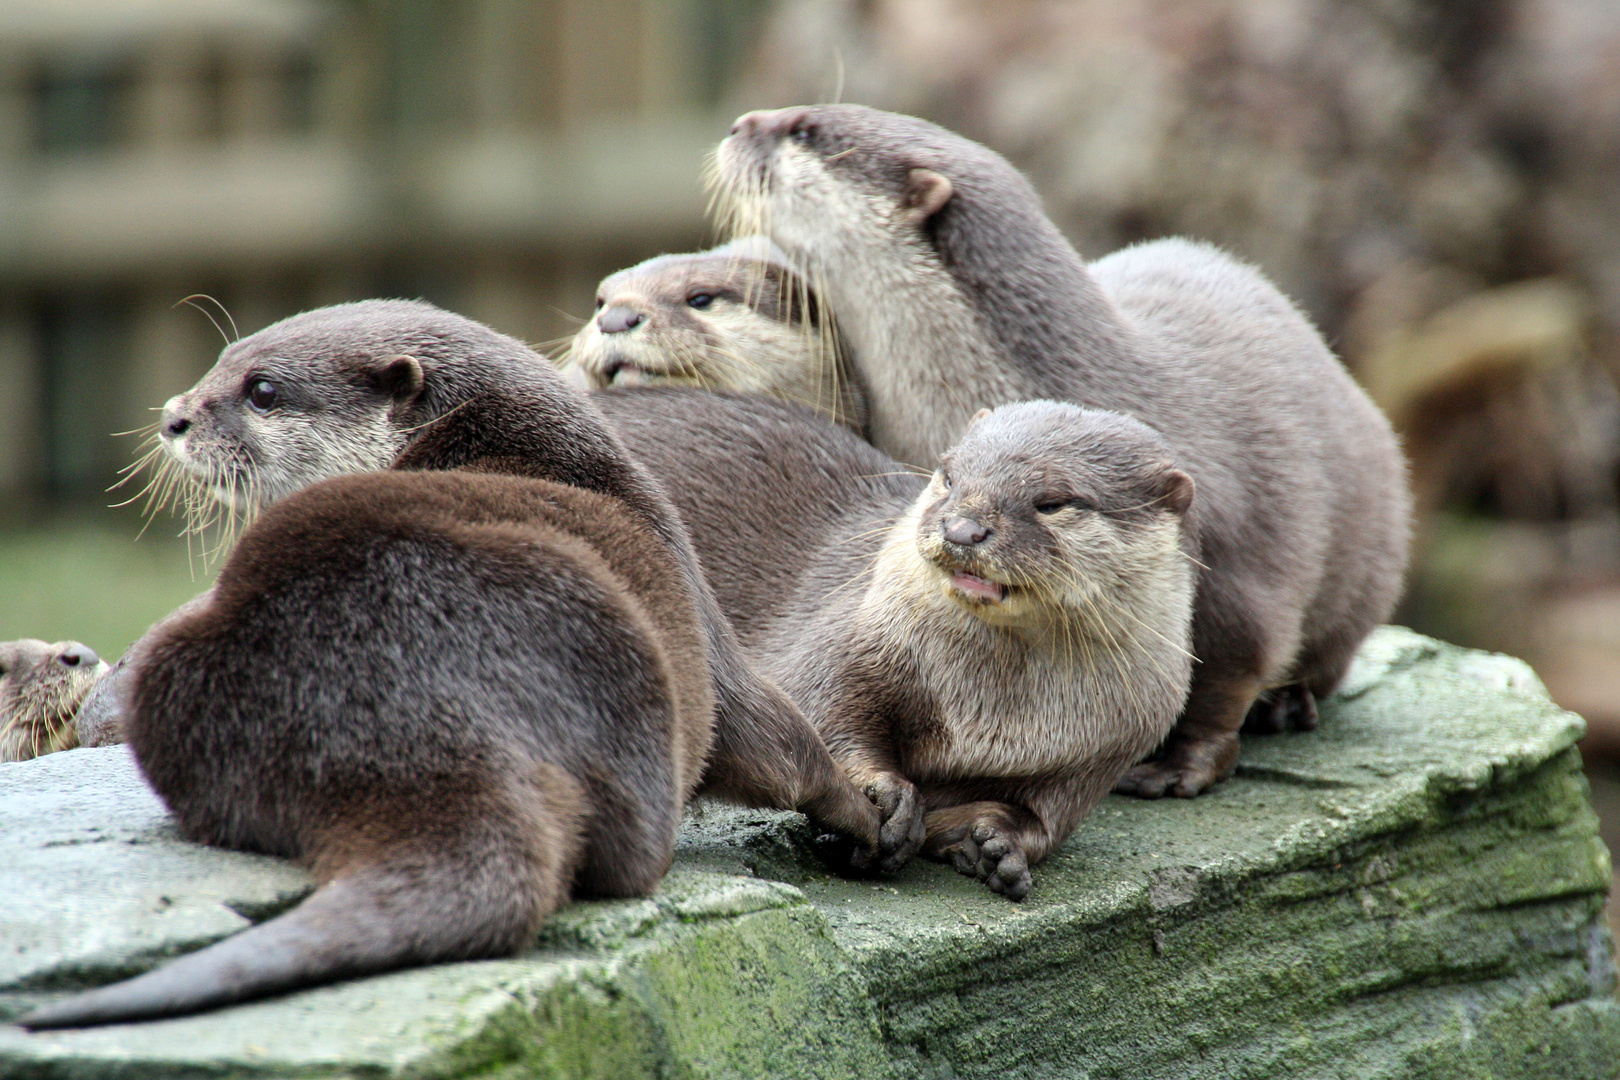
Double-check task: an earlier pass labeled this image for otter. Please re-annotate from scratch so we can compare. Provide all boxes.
[21,301,888,1029]
[711,105,1411,799]
[560,236,868,433]
[0,640,106,762]
[22,469,715,1030]
[593,388,1197,898]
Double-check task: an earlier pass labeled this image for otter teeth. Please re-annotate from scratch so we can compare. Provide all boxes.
[950,571,1008,604]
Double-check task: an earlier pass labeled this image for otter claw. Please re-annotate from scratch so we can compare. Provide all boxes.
[851,773,925,874]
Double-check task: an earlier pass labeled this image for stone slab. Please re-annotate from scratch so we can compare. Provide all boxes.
[0,628,1615,1079]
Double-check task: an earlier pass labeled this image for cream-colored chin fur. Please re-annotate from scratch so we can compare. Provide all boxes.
[856,496,1195,780]
[563,296,851,426]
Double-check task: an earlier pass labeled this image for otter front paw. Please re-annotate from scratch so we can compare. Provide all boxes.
[936,820,1032,900]
[851,772,925,874]
[1114,730,1240,798]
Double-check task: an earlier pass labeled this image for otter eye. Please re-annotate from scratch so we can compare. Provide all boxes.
[790,122,816,145]
[594,297,604,310]
[940,472,952,490]
[687,292,715,310]
[246,379,278,413]
[1037,498,1087,515]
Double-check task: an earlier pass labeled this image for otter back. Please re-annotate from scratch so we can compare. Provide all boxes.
[21,469,711,1029]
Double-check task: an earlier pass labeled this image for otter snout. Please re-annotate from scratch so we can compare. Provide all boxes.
[943,516,991,547]
[598,305,645,335]
[729,108,796,139]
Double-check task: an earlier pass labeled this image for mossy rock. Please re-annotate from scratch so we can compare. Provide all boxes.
[0,628,1615,1079]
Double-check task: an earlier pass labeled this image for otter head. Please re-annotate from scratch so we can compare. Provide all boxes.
[0,640,108,762]
[562,238,865,431]
[907,402,1195,633]
[141,299,565,546]
[713,104,1050,292]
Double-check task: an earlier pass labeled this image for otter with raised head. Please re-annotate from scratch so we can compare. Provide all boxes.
[21,301,885,1030]
[0,640,106,762]
[561,236,867,433]
[711,105,1411,799]
[593,388,1197,898]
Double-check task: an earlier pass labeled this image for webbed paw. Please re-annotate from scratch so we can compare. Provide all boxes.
[936,819,1032,900]
[850,772,925,874]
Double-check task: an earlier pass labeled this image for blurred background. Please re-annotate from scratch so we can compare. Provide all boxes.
[0,0,1615,927]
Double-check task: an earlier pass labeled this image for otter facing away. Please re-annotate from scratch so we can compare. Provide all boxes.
[561,236,868,433]
[23,301,885,1030]
[594,389,1197,898]
[711,104,1411,799]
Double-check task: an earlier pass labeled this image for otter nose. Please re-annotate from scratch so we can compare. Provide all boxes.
[729,108,799,140]
[56,644,99,669]
[598,306,645,335]
[729,110,767,137]
[160,396,190,439]
[943,516,991,547]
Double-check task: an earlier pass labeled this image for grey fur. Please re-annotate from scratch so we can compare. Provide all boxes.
[714,105,1412,797]
[595,388,1196,898]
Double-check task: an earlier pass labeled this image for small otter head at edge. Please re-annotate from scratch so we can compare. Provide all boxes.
[0,639,108,762]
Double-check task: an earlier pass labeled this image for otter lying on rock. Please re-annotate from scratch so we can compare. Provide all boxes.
[561,236,867,433]
[0,640,106,763]
[22,301,886,1030]
[594,388,1197,899]
[708,104,1412,800]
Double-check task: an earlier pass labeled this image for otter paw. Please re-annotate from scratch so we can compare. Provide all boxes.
[850,772,925,874]
[1114,760,1222,799]
[1241,684,1319,734]
[940,823,1032,900]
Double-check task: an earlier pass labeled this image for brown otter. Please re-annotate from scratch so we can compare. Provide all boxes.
[99,299,882,850]
[711,104,1411,799]
[593,388,1197,898]
[20,301,888,1029]
[0,640,106,762]
[560,236,868,433]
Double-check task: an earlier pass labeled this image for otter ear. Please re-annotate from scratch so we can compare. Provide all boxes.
[968,407,993,427]
[1161,469,1195,516]
[370,354,424,403]
[902,168,954,225]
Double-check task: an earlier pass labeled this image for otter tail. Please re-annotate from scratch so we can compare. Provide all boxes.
[20,777,585,1030]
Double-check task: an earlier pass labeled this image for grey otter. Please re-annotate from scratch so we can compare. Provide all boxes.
[593,388,1197,898]
[561,236,868,433]
[22,301,886,1029]
[712,104,1411,798]
[0,640,106,762]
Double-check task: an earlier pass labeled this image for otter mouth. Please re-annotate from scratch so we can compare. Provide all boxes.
[948,570,1010,605]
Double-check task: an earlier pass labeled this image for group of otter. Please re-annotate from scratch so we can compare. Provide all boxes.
[12,106,1408,1030]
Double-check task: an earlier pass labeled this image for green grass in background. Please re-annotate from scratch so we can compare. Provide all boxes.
[0,512,217,660]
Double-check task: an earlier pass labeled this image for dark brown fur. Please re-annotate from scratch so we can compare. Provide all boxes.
[714,105,1412,798]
